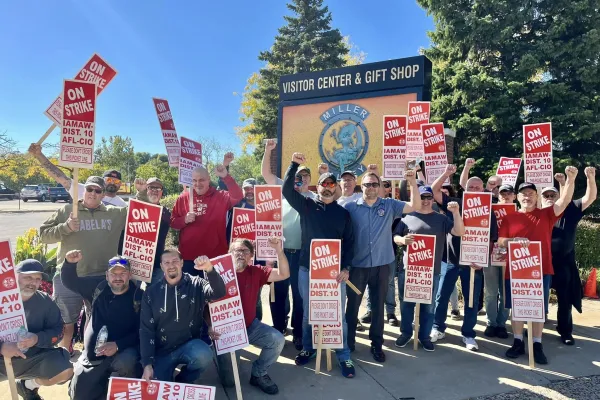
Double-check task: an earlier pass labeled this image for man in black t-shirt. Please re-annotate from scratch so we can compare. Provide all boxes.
[545,167,597,345]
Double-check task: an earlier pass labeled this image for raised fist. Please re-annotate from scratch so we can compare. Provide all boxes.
[465,158,476,168]
[134,178,147,192]
[565,166,578,180]
[554,173,566,185]
[265,139,277,152]
[447,201,460,214]
[267,237,283,251]
[214,164,228,178]
[318,163,329,175]
[65,250,82,264]
[445,164,457,176]
[292,153,306,165]
[194,255,213,272]
[367,164,379,174]
[584,166,596,179]
[404,169,416,183]
[223,152,234,167]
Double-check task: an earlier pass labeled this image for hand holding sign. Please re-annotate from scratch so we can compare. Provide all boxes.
[223,152,235,167]
[469,263,483,271]
[292,152,306,164]
[585,166,596,179]
[565,166,578,180]
[514,237,530,248]
[65,250,83,263]
[404,169,416,184]
[0,343,26,359]
[96,342,117,357]
[67,213,80,232]
[28,143,42,156]
[185,212,196,224]
[214,164,228,178]
[208,326,221,341]
[142,365,153,384]
[400,233,416,246]
[194,255,213,272]
[17,333,38,350]
[336,269,349,283]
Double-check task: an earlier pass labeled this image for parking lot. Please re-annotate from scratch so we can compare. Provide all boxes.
[0,198,67,213]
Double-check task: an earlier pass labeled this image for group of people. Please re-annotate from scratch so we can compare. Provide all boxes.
[0,141,595,398]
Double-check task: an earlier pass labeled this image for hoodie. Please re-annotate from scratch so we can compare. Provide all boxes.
[170,175,243,260]
[139,270,226,367]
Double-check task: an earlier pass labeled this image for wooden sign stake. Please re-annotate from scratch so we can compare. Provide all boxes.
[347,281,361,295]
[36,123,57,145]
[413,306,421,351]
[4,357,18,400]
[468,268,475,309]
[72,168,79,218]
[231,353,243,400]
[326,349,332,372]
[315,325,323,374]
[527,322,535,369]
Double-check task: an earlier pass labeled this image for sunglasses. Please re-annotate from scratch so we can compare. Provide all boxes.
[104,177,122,186]
[294,181,303,187]
[319,182,336,189]
[421,195,434,200]
[86,187,103,194]
[362,182,380,188]
[109,258,129,267]
[543,193,558,199]
[148,186,163,191]
[383,183,391,188]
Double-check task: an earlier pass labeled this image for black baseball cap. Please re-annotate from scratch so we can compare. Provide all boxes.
[16,259,49,279]
[518,182,537,193]
[318,172,337,185]
[103,170,122,180]
[499,184,515,193]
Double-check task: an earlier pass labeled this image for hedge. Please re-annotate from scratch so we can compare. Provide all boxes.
[160,194,180,248]
[575,220,600,294]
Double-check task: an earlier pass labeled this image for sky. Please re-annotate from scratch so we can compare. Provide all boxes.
[0,0,434,155]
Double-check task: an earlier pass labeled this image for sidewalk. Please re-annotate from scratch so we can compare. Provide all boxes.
[1,296,598,400]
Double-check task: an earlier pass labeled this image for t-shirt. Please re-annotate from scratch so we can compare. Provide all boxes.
[20,291,64,353]
[395,211,454,274]
[237,264,272,327]
[77,183,127,207]
[337,193,362,206]
[275,177,317,250]
[551,199,584,261]
[499,207,560,277]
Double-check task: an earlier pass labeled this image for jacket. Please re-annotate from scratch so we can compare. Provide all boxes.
[139,270,226,367]
[282,162,354,270]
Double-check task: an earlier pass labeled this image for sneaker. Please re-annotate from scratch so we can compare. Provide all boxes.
[533,342,548,364]
[484,326,497,337]
[16,380,42,400]
[294,350,316,366]
[356,321,366,332]
[419,339,435,352]
[250,374,279,395]
[505,339,525,358]
[561,335,575,346]
[360,311,372,324]
[292,336,303,351]
[339,360,355,378]
[495,327,509,339]
[394,334,412,348]
[463,336,478,351]
[370,345,386,362]
[387,313,400,327]
[450,309,461,320]
[430,328,445,343]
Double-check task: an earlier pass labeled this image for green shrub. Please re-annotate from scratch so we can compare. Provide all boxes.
[160,194,180,248]
[14,228,57,281]
[575,220,600,271]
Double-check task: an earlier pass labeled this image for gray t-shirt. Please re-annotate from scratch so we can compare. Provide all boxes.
[394,211,454,275]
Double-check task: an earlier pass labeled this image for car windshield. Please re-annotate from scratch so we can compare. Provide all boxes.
[24,185,38,190]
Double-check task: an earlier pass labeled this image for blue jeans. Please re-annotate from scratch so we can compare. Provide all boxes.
[365,262,397,314]
[483,266,509,328]
[450,284,459,311]
[398,271,439,340]
[153,339,213,383]
[298,267,350,362]
[216,319,285,385]
[434,262,483,338]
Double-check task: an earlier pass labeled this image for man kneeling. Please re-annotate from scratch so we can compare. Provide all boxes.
[212,238,288,395]
[0,260,73,399]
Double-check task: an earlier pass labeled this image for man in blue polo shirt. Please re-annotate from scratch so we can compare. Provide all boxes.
[343,168,420,362]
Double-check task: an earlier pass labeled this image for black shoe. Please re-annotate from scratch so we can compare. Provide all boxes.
[371,346,386,362]
[387,313,399,327]
[561,335,575,346]
[294,350,316,366]
[394,334,412,348]
[533,342,548,364]
[484,326,497,337]
[419,339,435,352]
[495,326,509,339]
[250,374,279,395]
[339,360,356,378]
[506,339,525,359]
[293,336,303,351]
[16,380,42,400]
[360,311,372,324]
[356,321,366,332]
[450,309,461,320]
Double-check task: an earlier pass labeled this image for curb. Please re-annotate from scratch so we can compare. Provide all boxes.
[0,209,58,214]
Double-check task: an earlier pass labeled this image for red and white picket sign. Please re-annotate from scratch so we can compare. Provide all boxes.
[422,122,449,185]
[406,101,430,161]
[523,123,553,186]
[209,254,249,355]
[178,137,203,186]
[122,199,163,283]
[231,208,256,242]
[403,234,436,304]
[0,240,27,343]
[496,157,522,188]
[382,115,407,180]
[107,377,216,400]
[508,241,545,322]
[45,53,117,126]
[254,186,283,261]
[490,204,517,266]
[460,192,492,267]
[152,98,181,168]
[59,80,97,168]
[309,239,343,349]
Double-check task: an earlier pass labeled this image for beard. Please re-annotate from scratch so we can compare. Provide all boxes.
[319,190,334,199]
[149,194,161,204]
[20,286,37,298]
[245,194,254,201]
[234,258,248,272]
[109,280,127,293]
[105,185,118,193]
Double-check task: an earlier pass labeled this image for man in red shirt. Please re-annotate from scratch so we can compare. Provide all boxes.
[498,166,578,364]
[171,164,243,275]
[212,237,289,395]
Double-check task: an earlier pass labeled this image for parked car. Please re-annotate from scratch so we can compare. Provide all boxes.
[49,186,72,203]
[20,185,50,202]
[0,183,18,200]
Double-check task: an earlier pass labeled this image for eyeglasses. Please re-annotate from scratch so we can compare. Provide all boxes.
[86,187,103,194]
[294,181,303,187]
[383,183,391,188]
[148,186,163,192]
[319,182,336,189]
[105,177,121,186]
[232,249,252,256]
[362,182,380,188]
[109,258,129,267]
[543,193,558,199]
[421,195,434,200]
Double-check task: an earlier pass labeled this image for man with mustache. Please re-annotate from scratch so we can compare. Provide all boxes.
[61,251,143,400]
[0,259,73,400]
[343,167,420,362]
[140,249,226,383]
[282,152,356,378]
[212,237,289,395]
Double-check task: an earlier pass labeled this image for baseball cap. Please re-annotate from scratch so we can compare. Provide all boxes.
[242,178,257,188]
[16,259,49,280]
[108,256,131,271]
[341,171,356,179]
[518,182,538,193]
[419,186,434,196]
[297,166,311,176]
[84,176,105,190]
[103,170,122,180]
[499,184,515,193]
[146,177,163,189]
[318,172,337,185]
[416,179,426,187]
[541,186,559,194]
